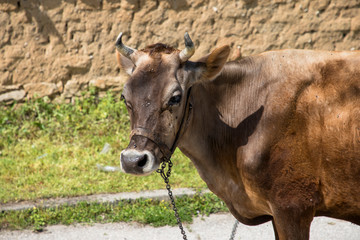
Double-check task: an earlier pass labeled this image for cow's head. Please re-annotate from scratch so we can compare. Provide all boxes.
[117,32,230,175]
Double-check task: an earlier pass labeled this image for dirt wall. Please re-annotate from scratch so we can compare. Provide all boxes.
[0,0,359,103]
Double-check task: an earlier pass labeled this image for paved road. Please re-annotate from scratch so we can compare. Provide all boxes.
[1,213,359,240]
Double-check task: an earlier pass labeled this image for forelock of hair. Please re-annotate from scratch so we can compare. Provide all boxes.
[142,43,177,55]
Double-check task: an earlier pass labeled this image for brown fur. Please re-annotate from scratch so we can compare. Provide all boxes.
[118,45,360,240]
[180,50,360,240]
[142,43,177,55]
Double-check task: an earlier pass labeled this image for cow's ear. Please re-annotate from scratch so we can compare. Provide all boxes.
[116,52,135,75]
[198,45,230,81]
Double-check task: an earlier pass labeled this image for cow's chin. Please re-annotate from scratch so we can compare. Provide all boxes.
[120,149,159,176]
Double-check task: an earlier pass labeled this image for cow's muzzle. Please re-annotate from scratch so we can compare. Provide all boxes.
[120,130,170,175]
[120,149,157,175]
[130,128,173,159]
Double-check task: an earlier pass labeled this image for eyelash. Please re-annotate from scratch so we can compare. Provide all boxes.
[168,95,182,106]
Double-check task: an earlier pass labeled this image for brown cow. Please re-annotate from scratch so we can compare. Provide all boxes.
[116,32,360,240]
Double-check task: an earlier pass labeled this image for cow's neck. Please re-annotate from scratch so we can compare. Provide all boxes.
[178,59,268,217]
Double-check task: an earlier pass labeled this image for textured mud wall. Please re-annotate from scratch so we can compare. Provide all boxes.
[0,0,359,103]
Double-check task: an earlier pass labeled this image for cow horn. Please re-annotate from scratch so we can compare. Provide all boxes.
[179,32,195,62]
[115,32,136,59]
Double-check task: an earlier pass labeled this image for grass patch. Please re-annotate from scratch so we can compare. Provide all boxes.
[0,193,228,231]
[0,89,207,203]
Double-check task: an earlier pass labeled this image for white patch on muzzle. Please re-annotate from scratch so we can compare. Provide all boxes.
[120,149,157,175]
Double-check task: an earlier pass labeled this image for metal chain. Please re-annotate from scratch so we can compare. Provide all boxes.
[157,157,239,240]
[157,158,188,240]
[229,220,239,240]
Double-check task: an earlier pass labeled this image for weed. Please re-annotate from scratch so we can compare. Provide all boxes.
[0,193,228,231]
[0,90,206,203]
[29,207,46,232]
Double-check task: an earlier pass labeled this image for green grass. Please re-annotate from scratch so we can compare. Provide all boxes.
[0,193,228,231]
[0,88,207,203]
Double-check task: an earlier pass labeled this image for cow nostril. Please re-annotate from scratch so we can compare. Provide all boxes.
[137,154,148,168]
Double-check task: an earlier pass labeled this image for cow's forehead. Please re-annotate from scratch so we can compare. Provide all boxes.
[124,50,181,98]
[137,47,180,67]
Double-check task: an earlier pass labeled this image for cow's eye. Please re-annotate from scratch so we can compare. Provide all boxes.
[121,94,126,103]
[121,94,133,110]
[168,94,182,106]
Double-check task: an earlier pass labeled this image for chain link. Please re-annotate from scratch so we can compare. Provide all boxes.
[157,158,188,240]
[229,220,239,240]
[157,157,239,240]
